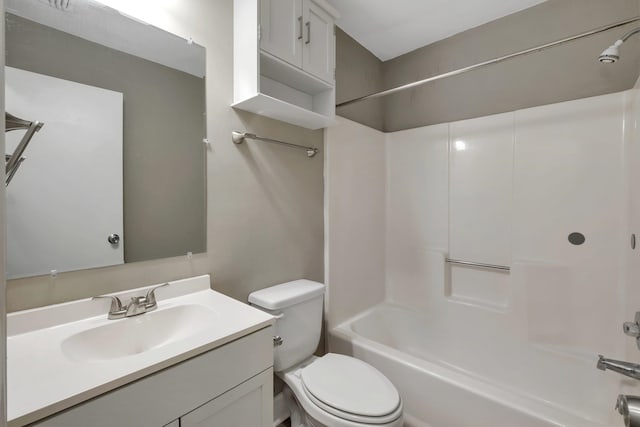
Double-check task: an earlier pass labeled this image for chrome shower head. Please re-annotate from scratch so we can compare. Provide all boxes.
[599,40,623,63]
[599,27,640,64]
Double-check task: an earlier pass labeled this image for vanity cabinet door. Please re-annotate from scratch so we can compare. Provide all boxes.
[181,368,273,427]
[260,0,303,67]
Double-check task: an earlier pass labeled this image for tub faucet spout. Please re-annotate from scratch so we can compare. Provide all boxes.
[597,355,640,381]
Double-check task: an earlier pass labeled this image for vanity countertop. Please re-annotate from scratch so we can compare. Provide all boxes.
[7,275,274,426]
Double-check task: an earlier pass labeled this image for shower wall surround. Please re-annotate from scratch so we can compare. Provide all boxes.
[448,113,514,307]
[624,74,640,382]
[328,91,627,328]
[324,120,386,327]
[325,88,638,423]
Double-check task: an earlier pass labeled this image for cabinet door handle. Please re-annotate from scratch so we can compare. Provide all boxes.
[298,16,303,40]
[305,21,311,44]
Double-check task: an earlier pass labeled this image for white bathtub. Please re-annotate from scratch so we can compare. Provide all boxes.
[329,304,619,427]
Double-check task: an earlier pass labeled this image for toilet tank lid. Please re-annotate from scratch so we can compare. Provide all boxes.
[248,280,325,310]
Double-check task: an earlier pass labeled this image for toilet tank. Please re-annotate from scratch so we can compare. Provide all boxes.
[248,280,325,372]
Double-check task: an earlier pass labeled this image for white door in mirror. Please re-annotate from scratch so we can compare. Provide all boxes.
[5,66,124,279]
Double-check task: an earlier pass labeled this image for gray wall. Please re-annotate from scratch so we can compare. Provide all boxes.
[335,28,384,131]
[337,0,640,132]
[6,15,206,264]
[6,1,324,312]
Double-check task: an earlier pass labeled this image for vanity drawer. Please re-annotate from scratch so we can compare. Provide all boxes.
[31,326,273,427]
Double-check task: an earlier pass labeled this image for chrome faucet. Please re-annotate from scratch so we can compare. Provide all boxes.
[597,355,640,381]
[93,283,169,320]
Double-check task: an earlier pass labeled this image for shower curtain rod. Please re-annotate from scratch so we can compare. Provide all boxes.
[336,16,640,108]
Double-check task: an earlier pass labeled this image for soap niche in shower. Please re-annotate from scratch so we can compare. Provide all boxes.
[444,264,511,311]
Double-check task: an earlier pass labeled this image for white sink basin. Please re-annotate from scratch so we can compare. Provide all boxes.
[7,275,275,427]
[61,304,219,362]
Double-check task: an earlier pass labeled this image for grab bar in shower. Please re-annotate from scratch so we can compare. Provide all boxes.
[445,258,510,272]
[5,112,44,186]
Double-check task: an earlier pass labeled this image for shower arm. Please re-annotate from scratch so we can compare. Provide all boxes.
[621,27,640,42]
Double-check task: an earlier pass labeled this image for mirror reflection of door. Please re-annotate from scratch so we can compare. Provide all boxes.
[6,66,124,279]
[4,0,207,278]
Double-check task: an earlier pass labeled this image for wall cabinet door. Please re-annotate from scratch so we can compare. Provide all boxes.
[260,0,303,67]
[259,0,335,84]
[181,369,273,427]
[302,0,335,83]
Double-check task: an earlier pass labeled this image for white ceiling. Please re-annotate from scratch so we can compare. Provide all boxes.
[6,0,205,77]
[335,0,548,61]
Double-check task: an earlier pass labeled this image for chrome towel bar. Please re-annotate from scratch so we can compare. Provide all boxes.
[446,258,510,272]
[5,112,45,187]
[232,131,319,158]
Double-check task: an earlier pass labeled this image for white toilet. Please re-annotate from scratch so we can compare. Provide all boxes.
[248,280,403,427]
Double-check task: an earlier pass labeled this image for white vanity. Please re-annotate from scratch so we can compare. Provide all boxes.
[7,275,274,427]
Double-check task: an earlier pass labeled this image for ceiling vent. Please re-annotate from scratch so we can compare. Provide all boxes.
[39,0,71,11]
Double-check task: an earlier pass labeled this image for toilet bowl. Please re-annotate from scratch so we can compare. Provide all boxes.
[248,280,403,427]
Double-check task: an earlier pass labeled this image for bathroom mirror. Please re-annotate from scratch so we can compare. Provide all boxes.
[4,0,206,279]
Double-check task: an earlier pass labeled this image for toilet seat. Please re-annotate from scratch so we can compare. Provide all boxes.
[299,354,402,425]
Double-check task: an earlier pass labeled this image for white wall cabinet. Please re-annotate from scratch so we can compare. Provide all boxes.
[234,0,339,130]
[33,327,273,427]
[260,0,335,84]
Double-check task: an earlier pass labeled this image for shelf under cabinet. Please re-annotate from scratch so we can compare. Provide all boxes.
[260,51,332,94]
[232,52,335,130]
[232,92,335,130]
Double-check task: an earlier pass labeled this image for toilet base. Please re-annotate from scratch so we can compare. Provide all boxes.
[283,386,336,427]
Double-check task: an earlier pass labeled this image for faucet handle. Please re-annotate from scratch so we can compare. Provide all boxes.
[624,311,640,350]
[145,283,170,308]
[624,321,640,338]
[92,295,124,312]
[597,354,606,371]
